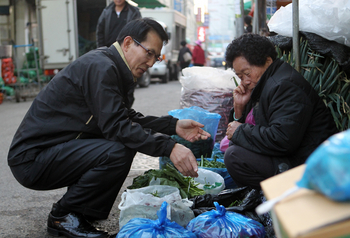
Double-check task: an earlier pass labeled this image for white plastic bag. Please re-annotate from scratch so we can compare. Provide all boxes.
[118,185,194,228]
[268,0,350,47]
[180,66,238,90]
[193,168,225,195]
[183,52,192,62]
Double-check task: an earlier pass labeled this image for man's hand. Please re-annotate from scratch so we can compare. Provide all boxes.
[176,119,211,143]
[226,121,241,140]
[170,143,198,177]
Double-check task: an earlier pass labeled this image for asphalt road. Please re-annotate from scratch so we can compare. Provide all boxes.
[0,80,183,237]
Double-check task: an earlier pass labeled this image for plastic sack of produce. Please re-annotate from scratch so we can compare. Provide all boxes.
[197,157,237,189]
[168,106,221,158]
[297,129,350,202]
[186,201,266,238]
[116,201,197,238]
[268,0,350,47]
[118,185,194,228]
[180,67,239,142]
[193,168,225,195]
[190,187,262,216]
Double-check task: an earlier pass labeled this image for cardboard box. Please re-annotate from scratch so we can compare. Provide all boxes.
[260,164,350,238]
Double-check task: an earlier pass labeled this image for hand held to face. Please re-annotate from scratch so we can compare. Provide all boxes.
[169,143,198,177]
[176,119,211,142]
[233,83,252,118]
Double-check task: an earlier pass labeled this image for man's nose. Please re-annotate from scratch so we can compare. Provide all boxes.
[146,58,156,67]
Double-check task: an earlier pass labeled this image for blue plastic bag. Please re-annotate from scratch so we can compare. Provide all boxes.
[168,106,221,159]
[186,202,266,238]
[168,106,221,141]
[116,201,197,238]
[211,142,224,160]
[297,130,350,202]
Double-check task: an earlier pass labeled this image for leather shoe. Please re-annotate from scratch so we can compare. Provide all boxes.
[47,212,109,238]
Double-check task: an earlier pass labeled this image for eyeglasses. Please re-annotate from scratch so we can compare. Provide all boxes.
[133,38,162,62]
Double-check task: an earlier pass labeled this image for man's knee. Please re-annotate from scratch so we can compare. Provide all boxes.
[101,142,136,168]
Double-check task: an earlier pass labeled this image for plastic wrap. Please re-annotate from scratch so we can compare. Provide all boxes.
[186,201,266,238]
[268,0,350,47]
[197,157,237,189]
[118,185,194,228]
[193,168,225,195]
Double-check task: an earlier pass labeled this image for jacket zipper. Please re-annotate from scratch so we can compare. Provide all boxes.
[76,115,93,139]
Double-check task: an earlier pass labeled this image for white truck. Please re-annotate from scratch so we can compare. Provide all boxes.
[36,0,151,87]
[140,8,187,83]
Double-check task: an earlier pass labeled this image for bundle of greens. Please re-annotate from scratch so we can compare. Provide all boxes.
[127,163,205,199]
[198,156,226,168]
[276,37,350,131]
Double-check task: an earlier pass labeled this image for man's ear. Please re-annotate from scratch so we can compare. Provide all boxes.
[122,36,133,52]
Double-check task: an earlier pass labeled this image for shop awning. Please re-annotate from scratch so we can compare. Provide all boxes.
[244,1,252,10]
[132,0,167,9]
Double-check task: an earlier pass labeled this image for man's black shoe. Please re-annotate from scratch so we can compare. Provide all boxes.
[47,212,109,238]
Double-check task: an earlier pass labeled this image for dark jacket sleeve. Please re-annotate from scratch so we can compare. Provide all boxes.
[187,47,192,55]
[127,109,178,135]
[96,9,107,47]
[231,79,314,156]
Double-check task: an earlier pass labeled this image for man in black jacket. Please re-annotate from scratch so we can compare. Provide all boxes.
[224,34,338,189]
[8,18,210,238]
[96,0,141,48]
[96,0,142,109]
[177,40,192,72]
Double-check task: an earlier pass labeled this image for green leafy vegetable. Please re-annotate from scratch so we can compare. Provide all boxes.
[128,163,205,198]
[198,156,226,168]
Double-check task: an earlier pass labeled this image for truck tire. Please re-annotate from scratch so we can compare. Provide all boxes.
[137,70,151,88]
[160,68,169,84]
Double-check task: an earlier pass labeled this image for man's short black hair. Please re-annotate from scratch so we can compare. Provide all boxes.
[116,17,169,45]
[180,40,187,47]
[225,34,277,68]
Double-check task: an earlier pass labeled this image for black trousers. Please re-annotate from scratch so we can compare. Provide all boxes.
[224,144,290,189]
[10,138,136,219]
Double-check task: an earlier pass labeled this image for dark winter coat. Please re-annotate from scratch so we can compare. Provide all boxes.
[178,46,192,70]
[96,1,141,47]
[230,59,338,167]
[8,44,177,167]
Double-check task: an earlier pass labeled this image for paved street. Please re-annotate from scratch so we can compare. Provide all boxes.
[0,80,183,237]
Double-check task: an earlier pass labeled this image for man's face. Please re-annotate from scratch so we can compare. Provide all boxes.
[114,0,126,7]
[232,56,271,91]
[123,31,163,79]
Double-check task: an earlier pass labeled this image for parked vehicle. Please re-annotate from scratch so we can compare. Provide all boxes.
[210,57,226,68]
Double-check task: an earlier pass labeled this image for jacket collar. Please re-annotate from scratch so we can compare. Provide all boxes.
[104,42,135,85]
[251,58,284,101]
